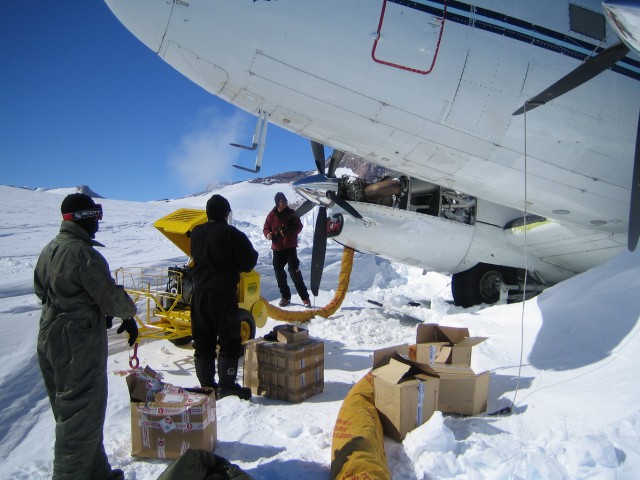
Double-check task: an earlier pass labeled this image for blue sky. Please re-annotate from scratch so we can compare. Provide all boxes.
[1,1,312,201]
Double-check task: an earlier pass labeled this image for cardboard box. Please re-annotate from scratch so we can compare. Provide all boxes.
[375,344,490,417]
[414,324,487,366]
[243,339,265,396]
[408,342,451,364]
[275,324,309,344]
[372,348,439,441]
[428,364,489,415]
[126,368,217,459]
[243,337,324,402]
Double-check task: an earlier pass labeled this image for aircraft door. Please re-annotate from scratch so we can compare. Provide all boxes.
[372,0,447,74]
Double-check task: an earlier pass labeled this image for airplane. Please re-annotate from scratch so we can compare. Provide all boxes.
[104,0,640,307]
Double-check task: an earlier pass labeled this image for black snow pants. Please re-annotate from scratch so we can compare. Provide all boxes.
[272,248,309,301]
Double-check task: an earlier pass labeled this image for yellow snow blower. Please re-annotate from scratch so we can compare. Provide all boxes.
[115,208,268,346]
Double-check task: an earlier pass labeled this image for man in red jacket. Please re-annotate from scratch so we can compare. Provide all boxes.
[263,192,311,307]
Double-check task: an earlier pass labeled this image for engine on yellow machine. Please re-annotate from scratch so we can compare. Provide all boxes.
[163,265,194,310]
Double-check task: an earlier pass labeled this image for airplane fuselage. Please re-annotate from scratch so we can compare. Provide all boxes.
[105,0,640,291]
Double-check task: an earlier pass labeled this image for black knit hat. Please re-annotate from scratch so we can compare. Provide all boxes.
[206,194,231,221]
[61,193,97,217]
[61,193,101,238]
[274,192,287,205]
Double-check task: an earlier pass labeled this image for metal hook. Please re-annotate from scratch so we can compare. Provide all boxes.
[129,343,140,369]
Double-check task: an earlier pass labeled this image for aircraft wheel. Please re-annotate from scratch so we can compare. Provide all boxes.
[237,308,257,344]
[452,263,515,307]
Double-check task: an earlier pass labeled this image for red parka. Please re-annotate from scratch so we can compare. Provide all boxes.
[263,206,303,251]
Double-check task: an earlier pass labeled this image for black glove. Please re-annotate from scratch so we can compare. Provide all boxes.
[117,318,138,346]
[105,316,114,329]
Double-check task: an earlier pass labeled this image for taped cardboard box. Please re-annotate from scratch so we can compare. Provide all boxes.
[408,342,450,365]
[377,344,490,417]
[372,346,439,441]
[243,337,324,402]
[428,364,490,416]
[243,339,265,396]
[126,368,216,459]
[414,324,487,366]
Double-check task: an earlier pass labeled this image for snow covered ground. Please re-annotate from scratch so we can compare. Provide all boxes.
[0,183,639,479]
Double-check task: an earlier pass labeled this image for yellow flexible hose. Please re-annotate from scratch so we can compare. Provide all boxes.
[331,371,391,480]
[262,246,355,323]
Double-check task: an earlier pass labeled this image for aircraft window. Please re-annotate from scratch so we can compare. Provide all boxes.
[569,4,605,40]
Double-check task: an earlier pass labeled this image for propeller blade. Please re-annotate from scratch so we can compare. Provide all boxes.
[327,190,363,219]
[629,110,640,251]
[327,150,344,178]
[513,42,629,115]
[310,206,327,296]
[293,199,316,219]
[311,141,326,174]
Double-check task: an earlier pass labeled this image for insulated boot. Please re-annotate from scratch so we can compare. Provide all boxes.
[279,297,291,307]
[194,356,217,390]
[217,383,252,400]
[217,356,252,400]
[110,469,125,480]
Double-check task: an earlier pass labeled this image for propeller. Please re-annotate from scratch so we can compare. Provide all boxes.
[310,203,327,297]
[512,42,629,115]
[292,141,362,296]
[512,39,639,251]
[307,141,329,297]
[327,190,363,219]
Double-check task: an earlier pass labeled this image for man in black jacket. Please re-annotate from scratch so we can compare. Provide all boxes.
[190,194,258,400]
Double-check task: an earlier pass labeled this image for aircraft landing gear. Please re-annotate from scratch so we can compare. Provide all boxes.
[451,263,517,307]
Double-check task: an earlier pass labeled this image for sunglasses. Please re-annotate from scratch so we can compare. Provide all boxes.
[62,204,103,221]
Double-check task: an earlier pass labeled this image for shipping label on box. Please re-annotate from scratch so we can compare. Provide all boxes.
[126,365,164,403]
[127,370,217,459]
[372,354,439,441]
[415,324,487,366]
[244,338,324,402]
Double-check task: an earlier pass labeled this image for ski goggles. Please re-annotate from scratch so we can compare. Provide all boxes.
[62,204,103,221]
